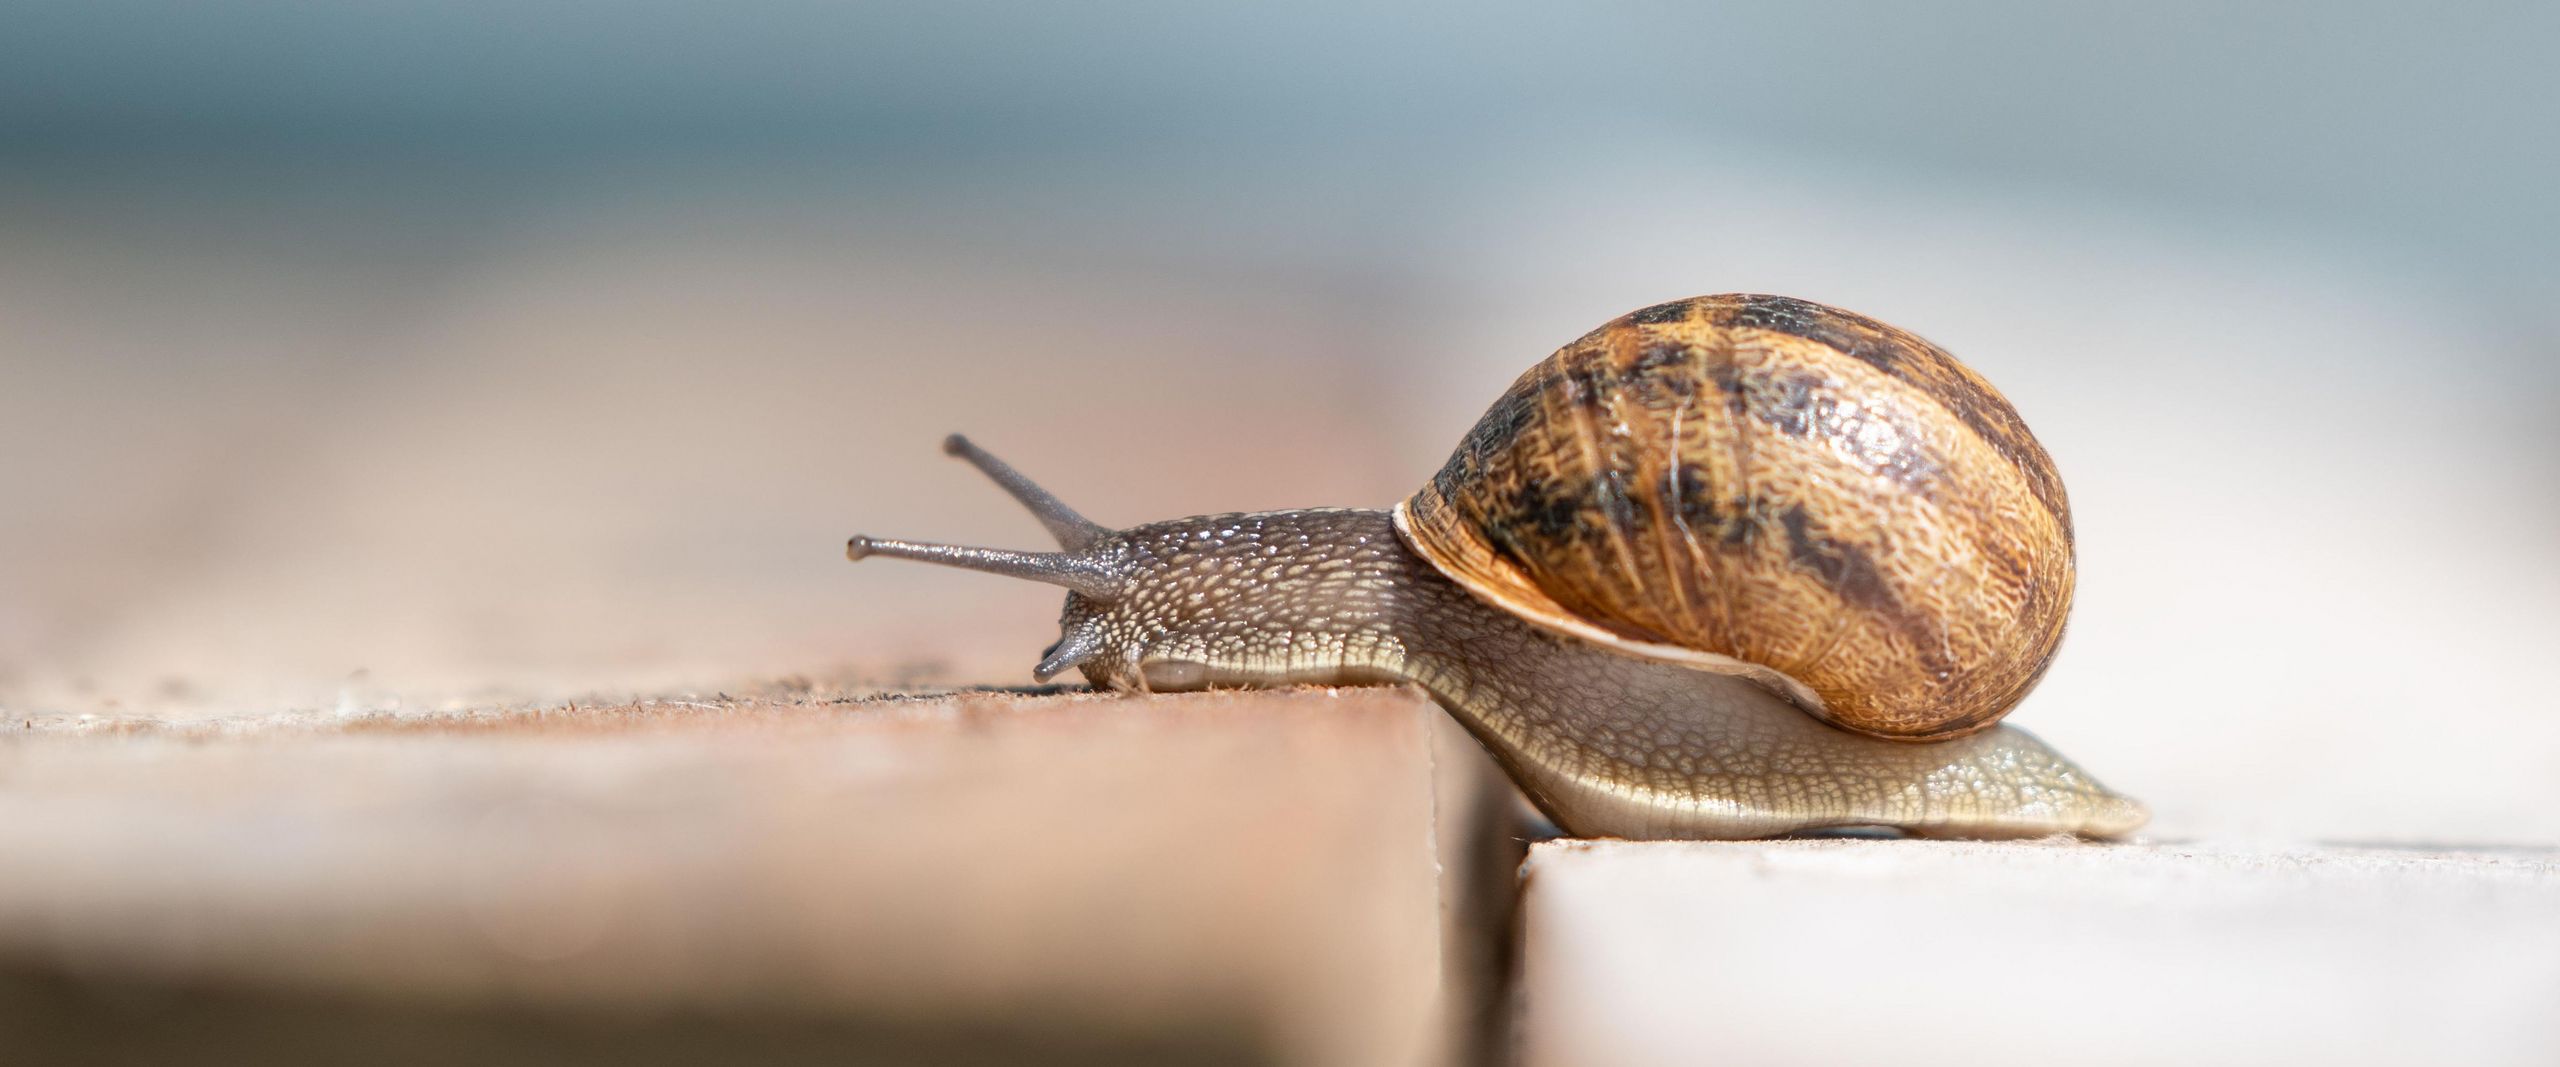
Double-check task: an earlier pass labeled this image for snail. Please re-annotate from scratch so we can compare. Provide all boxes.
[844,294,2145,839]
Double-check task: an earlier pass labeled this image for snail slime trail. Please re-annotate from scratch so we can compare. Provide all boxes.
[844,295,2144,841]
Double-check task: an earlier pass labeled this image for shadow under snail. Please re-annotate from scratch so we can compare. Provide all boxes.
[844,293,2146,840]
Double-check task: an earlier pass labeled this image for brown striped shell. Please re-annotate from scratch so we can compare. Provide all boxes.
[1392,294,2074,741]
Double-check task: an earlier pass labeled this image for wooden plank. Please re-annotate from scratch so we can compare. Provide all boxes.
[0,687,1518,1067]
[1517,838,2560,1067]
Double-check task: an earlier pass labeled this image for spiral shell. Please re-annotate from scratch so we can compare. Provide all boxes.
[1393,294,2074,740]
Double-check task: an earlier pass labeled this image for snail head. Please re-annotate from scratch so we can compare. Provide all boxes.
[842,434,1134,683]
[845,435,1409,691]
[852,432,1334,692]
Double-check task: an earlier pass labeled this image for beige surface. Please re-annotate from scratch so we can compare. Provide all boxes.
[1517,837,2560,1067]
[0,687,1516,1066]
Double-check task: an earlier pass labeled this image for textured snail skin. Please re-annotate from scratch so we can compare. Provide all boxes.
[1055,508,2144,840]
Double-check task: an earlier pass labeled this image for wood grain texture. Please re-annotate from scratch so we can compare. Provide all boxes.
[0,689,1517,1067]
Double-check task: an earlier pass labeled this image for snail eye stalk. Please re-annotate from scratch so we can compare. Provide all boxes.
[941,433,1108,551]
[843,434,1127,601]
[844,535,1125,602]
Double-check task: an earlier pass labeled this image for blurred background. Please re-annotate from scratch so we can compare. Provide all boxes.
[3,2,2554,844]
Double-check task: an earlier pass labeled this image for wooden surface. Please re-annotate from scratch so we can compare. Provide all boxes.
[0,687,1519,1067]
[11,687,2560,1065]
[1515,838,2560,1067]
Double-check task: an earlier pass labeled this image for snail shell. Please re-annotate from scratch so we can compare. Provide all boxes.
[1395,294,2074,740]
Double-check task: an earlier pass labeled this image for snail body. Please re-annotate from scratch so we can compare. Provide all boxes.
[845,294,2144,839]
